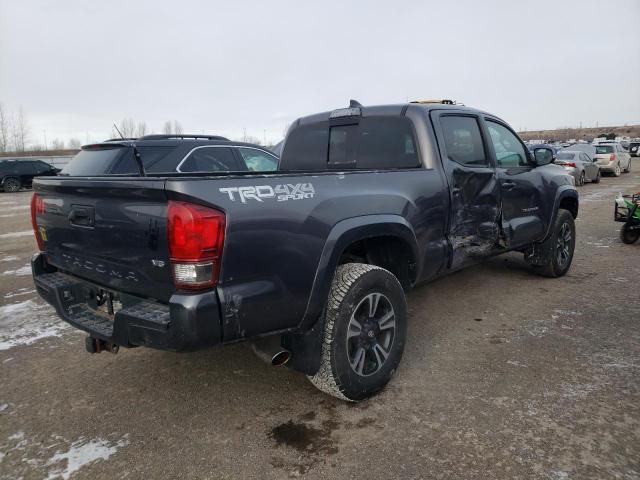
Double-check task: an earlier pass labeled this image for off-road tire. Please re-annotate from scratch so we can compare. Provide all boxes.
[620,226,639,244]
[532,209,576,278]
[2,177,20,193]
[308,263,407,401]
[593,170,601,184]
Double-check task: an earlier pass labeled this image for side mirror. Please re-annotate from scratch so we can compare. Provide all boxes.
[533,148,555,166]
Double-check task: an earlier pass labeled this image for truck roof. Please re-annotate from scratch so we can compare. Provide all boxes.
[292,102,493,128]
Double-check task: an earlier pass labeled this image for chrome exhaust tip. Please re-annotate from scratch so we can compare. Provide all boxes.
[250,337,290,367]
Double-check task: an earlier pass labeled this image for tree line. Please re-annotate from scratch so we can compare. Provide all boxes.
[0,102,187,154]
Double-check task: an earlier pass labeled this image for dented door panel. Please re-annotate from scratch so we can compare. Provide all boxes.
[430,111,501,268]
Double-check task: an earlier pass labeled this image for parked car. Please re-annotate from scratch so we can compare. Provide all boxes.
[593,142,632,176]
[554,151,600,185]
[58,135,279,176]
[0,159,59,192]
[561,143,596,160]
[629,141,640,157]
[31,102,578,401]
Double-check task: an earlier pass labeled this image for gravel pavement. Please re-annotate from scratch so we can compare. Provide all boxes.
[1,162,639,479]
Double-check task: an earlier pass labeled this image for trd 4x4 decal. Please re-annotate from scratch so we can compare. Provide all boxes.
[219,183,315,203]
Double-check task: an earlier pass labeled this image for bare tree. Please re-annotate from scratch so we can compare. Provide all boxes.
[51,138,66,150]
[68,138,81,149]
[0,103,9,152]
[161,120,183,135]
[136,121,147,137]
[111,118,137,138]
[12,106,29,151]
[244,135,262,145]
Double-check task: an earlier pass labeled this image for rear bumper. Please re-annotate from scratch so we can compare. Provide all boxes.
[32,253,222,352]
[597,161,616,172]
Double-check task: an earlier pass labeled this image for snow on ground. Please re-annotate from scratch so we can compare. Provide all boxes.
[2,264,31,277]
[45,436,130,480]
[0,299,68,350]
[0,230,33,239]
[0,431,130,480]
[4,288,36,299]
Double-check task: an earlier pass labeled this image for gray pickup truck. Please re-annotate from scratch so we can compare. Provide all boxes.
[31,101,578,400]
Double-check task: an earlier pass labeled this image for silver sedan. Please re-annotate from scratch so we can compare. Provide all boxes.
[554,150,601,186]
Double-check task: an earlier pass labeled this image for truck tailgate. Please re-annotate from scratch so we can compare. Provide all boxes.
[33,177,174,302]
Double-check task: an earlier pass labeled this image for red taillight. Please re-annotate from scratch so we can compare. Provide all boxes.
[30,193,45,251]
[610,153,616,161]
[167,200,225,289]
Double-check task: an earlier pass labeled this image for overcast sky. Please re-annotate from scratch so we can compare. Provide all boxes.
[1,0,639,146]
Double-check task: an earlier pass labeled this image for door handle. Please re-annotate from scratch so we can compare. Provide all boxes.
[502,181,516,190]
[68,206,95,227]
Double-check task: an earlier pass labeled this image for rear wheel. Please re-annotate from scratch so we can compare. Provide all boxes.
[531,209,576,278]
[620,226,639,244]
[579,171,585,186]
[308,263,407,401]
[3,177,20,193]
[614,163,621,177]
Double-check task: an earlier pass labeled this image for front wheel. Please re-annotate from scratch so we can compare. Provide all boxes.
[530,209,576,278]
[308,263,407,401]
[593,169,601,184]
[620,226,640,244]
[623,160,631,173]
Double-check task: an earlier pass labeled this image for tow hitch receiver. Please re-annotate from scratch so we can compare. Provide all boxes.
[85,336,119,354]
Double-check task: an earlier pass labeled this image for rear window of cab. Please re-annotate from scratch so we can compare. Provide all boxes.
[280,116,420,171]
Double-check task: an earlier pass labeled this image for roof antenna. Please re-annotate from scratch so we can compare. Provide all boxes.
[349,99,362,108]
[113,123,125,139]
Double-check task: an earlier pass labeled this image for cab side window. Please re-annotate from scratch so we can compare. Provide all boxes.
[486,121,529,168]
[440,116,488,167]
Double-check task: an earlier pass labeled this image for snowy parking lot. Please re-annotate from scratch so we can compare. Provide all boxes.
[1,164,639,479]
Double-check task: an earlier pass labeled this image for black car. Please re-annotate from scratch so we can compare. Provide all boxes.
[0,159,59,192]
[59,135,280,176]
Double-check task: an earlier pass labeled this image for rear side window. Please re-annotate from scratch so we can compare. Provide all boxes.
[32,161,53,173]
[178,147,242,172]
[237,148,278,172]
[61,147,126,175]
[595,145,613,154]
[439,116,488,167]
[556,152,576,160]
